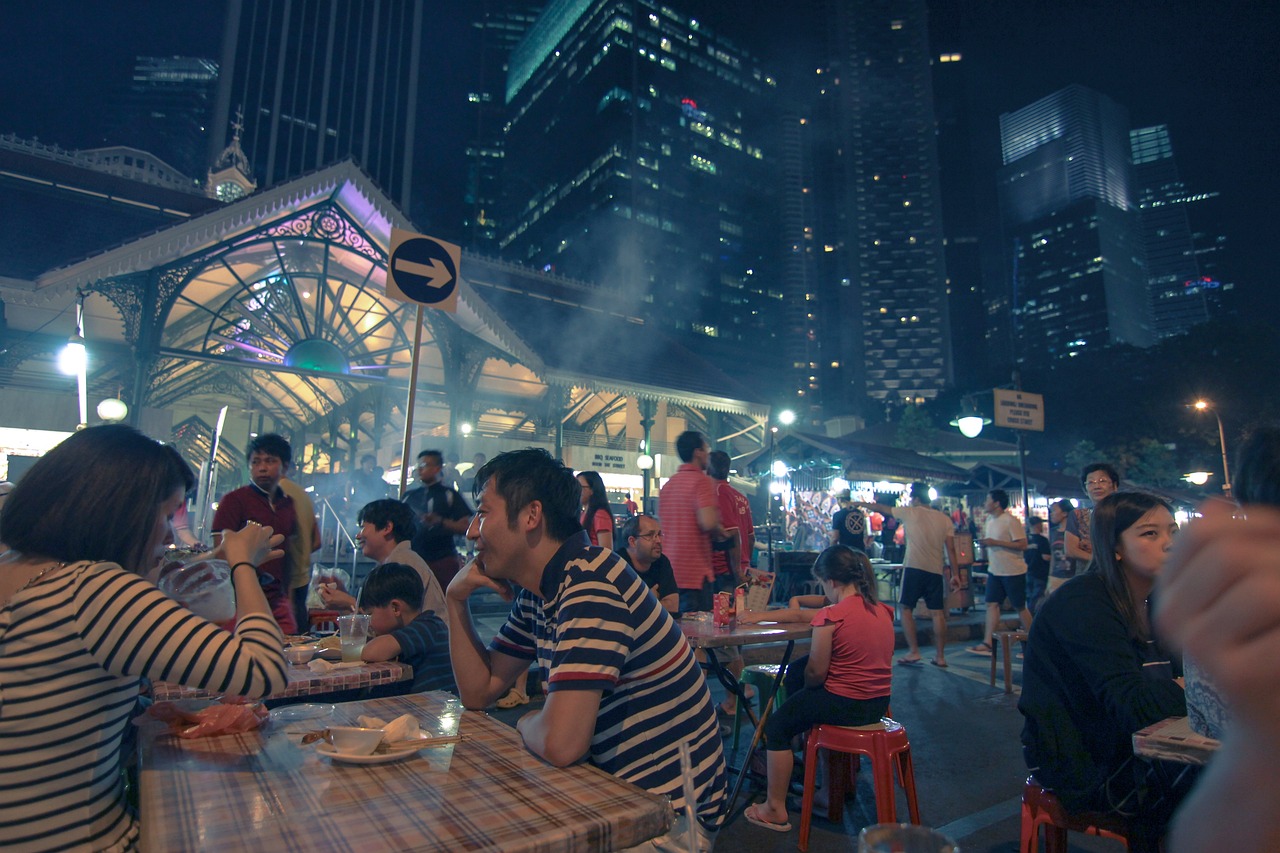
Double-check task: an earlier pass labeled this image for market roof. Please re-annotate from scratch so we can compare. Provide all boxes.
[740,430,971,483]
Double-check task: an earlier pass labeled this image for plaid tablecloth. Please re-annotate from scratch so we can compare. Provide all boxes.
[138,692,673,852]
[151,660,410,702]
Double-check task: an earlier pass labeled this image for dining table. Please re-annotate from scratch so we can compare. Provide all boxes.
[137,691,673,852]
[680,616,814,813]
[150,659,412,704]
[1132,715,1220,767]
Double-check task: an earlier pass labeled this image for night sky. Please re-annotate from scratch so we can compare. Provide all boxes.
[3,1,1276,309]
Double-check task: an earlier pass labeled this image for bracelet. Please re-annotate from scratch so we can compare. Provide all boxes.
[230,561,257,573]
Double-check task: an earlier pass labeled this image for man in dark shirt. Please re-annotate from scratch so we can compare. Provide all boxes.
[212,433,299,633]
[402,449,472,588]
[618,514,679,612]
[1024,516,1051,614]
[829,491,868,552]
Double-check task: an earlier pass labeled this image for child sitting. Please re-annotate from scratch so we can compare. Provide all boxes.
[360,562,456,694]
[744,546,894,833]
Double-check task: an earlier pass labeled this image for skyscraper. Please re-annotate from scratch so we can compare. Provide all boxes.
[209,0,428,216]
[109,56,219,181]
[497,0,783,386]
[784,0,953,416]
[997,85,1152,364]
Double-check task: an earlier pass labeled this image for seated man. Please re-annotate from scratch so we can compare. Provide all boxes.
[447,449,726,849]
[617,514,679,613]
[360,562,456,695]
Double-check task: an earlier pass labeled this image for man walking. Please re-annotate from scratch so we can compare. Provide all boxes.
[856,483,957,667]
[446,449,727,849]
[968,489,1030,655]
[402,449,473,589]
[659,431,726,613]
[212,433,299,633]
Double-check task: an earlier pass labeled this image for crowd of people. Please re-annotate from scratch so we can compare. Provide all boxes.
[4,420,1279,851]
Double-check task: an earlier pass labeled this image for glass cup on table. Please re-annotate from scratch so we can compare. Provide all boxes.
[337,613,371,662]
[157,549,235,624]
[858,823,960,853]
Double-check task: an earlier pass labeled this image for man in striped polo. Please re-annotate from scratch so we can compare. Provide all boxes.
[446,448,727,849]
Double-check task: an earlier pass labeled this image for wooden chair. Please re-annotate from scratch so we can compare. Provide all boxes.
[991,629,1029,694]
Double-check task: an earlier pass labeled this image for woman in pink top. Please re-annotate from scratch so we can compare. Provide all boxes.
[745,545,895,833]
[577,470,614,550]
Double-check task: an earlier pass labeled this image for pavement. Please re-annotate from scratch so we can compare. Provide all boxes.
[472,596,1125,852]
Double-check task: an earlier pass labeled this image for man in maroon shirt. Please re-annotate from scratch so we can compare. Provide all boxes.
[213,433,299,633]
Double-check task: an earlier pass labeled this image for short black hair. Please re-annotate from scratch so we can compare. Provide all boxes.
[676,430,706,463]
[910,482,932,505]
[1028,516,1046,529]
[1081,462,1120,488]
[417,449,443,465]
[0,425,195,572]
[247,433,292,469]
[474,448,583,542]
[707,450,731,480]
[988,489,1010,510]
[618,514,643,544]
[360,562,424,611]
[357,499,416,542]
[1234,425,1280,507]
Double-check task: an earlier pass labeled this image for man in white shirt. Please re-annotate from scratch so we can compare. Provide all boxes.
[856,482,957,667]
[968,489,1029,655]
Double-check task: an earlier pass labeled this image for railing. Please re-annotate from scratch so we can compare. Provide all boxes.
[317,496,360,579]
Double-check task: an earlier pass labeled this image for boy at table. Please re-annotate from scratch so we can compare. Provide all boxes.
[360,562,456,695]
[446,448,727,851]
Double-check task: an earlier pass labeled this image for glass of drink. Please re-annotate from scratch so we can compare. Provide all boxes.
[858,824,960,853]
[337,613,371,662]
[157,549,235,623]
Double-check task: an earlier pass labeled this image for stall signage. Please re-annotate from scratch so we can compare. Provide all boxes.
[993,389,1045,431]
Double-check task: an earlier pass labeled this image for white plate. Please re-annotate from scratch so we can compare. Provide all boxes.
[315,741,426,764]
[270,703,335,723]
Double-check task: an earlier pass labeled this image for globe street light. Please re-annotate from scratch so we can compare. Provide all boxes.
[1189,400,1232,497]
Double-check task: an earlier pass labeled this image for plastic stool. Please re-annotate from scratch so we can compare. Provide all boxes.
[991,629,1029,694]
[732,663,788,751]
[309,609,340,634]
[1020,776,1130,853]
[798,718,920,852]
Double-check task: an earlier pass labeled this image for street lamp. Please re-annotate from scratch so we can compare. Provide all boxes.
[1189,400,1232,497]
[637,452,654,509]
[765,409,796,567]
[1184,471,1212,486]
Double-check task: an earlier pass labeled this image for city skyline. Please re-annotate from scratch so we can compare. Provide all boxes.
[2,1,1276,353]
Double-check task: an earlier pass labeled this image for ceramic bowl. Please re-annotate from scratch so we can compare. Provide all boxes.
[328,726,385,756]
[283,644,317,665]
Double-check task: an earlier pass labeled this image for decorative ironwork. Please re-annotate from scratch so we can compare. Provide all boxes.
[262,203,383,265]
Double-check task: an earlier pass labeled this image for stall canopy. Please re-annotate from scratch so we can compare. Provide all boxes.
[741,430,970,484]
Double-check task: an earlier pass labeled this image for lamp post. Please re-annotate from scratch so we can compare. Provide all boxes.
[952,372,1036,514]
[1190,400,1231,497]
[765,410,796,569]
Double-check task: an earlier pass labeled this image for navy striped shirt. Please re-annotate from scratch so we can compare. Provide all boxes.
[0,560,287,852]
[391,611,456,694]
[493,533,727,826]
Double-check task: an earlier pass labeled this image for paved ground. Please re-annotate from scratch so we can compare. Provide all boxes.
[475,599,1124,852]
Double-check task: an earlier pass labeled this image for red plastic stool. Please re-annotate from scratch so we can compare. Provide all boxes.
[309,609,340,633]
[1020,776,1130,853]
[798,718,920,852]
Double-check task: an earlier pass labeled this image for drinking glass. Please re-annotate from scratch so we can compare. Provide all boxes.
[858,823,960,853]
[157,549,235,623]
[337,613,371,662]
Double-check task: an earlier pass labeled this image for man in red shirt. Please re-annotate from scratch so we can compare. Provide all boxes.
[659,431,726,614]
[708,450,753,588]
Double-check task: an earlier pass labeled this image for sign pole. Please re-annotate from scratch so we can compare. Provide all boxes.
[1013,370,1031,514]
[399,304,425,498]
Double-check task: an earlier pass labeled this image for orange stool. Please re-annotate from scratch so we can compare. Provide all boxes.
[1020,776,1130,853]
[309,609,340,633]
[991,629,1029,694]
[798,718,920,852]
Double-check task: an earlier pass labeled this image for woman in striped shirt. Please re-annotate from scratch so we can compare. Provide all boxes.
[0,425,288,852]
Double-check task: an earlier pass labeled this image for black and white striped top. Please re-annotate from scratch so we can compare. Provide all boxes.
[0,560,287,852]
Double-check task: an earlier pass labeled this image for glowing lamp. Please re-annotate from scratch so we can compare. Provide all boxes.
[96,398,129,422]
[771,459,788,478]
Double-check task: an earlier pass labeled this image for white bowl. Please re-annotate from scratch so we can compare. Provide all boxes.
[283,645,317,665]
[328,726,385,756]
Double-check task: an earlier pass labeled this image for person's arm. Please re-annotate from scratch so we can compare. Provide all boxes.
[828,527,840,545]
[361,632,402,662]
[854,501,895,517]
[981,534,1028,550]
[319,587,357,611]
[445,558,536,709]
[309,519,321,553]
[739,602,823,624]
[516,689,602,766]
[659,592,679,613]
[803,622,835,688]
[1063,511,1091,561]
[593,510,614,551]
[654,560,680,613]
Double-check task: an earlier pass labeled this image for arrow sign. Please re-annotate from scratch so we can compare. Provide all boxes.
[386,227,461,312]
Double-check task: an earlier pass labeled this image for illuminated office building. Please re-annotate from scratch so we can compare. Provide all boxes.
[109,56,219,181]
[497,0,783,383]
[997,85,1152,364]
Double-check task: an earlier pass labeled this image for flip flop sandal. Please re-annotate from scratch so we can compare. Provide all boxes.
[745,804,792,833]
[896,657,924,666]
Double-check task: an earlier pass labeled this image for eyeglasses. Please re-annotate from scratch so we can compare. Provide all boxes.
[1084,478,1114,487]
[636,531,665,540]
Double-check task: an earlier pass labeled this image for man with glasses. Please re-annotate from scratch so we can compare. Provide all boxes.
[619,515,679,612]
[1061,463,1120,586]
[403,449,473,588]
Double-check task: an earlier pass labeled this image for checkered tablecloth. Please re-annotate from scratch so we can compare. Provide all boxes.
[138,692,673,852]
[151,660,410,702]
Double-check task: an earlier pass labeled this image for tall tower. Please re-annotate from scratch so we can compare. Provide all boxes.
[110,56,219,180]
[997,85,1152,365]
[1130,124,1214,338]
[497,0,783,387]
[794,0,953,417]
[210,0,428,216]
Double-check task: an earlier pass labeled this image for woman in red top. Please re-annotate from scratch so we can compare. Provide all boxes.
[577,470,614,550]
[745,545,895,833]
